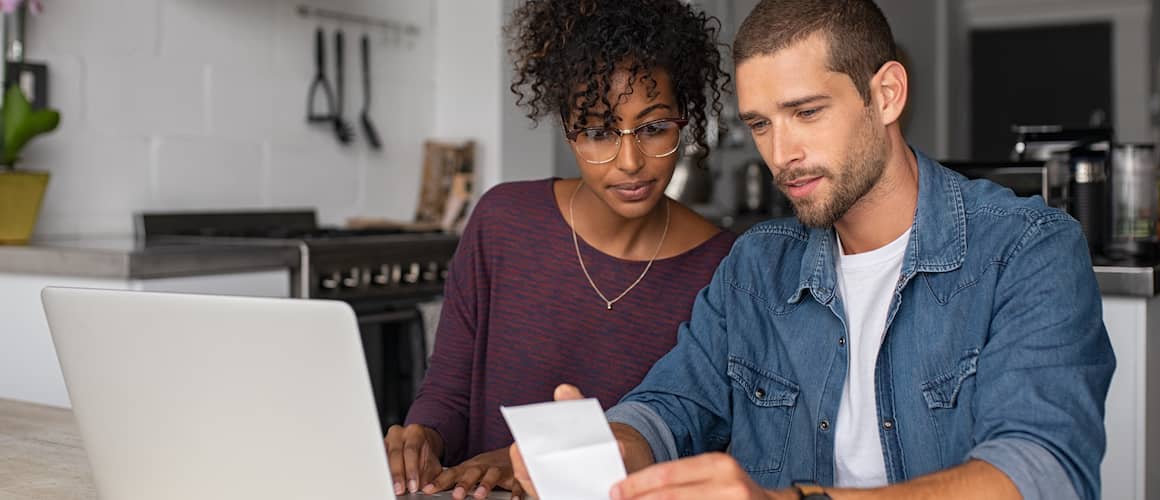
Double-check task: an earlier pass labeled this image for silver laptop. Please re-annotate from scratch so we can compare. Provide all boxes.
[42,287,510,500]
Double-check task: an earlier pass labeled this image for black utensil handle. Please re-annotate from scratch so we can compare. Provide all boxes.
[335,30,345,112]
[314,28,325,74]
[362,34,372,108]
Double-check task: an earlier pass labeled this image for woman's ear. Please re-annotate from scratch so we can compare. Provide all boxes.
[871,61,908,126]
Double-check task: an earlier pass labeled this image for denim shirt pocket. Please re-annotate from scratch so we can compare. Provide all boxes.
[727,356,800,473]
[921,348,980,408]
[920,348,980,452]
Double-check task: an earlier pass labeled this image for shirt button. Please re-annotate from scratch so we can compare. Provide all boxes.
[754,388,765,399]
[819,420,830,431]
[838,336,846,347]
[883,419,895,430]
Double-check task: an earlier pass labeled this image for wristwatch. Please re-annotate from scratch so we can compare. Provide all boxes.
[792,481,832,500]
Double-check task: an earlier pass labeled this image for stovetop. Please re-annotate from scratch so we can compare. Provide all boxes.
[136,210,461,300]
[137,209,444,243]
[164,226,424,240]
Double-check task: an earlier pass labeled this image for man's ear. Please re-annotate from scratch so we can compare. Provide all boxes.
[871,60,908,126]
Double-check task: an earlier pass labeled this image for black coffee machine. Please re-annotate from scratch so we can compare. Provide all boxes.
[1012,125,1158,263]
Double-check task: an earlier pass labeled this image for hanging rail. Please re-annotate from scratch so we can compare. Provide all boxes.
[296,5,420,36]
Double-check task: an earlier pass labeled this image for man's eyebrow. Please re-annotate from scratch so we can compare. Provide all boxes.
[779,94,830,109]
[738,111,764,122]
[737,95,831,122]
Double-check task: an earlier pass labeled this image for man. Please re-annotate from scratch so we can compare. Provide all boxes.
[511,0,1115,499]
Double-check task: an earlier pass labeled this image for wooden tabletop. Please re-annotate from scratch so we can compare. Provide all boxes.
[0,398,96,500]
[0,398,514,500]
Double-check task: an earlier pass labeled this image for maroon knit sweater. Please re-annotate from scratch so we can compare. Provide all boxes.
[404,179,735,465]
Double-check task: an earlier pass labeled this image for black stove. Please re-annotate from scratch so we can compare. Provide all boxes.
[137,209,462,430]
[137,209,460,301]
[167,226,414,239]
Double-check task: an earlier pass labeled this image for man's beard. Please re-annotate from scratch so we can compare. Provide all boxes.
[778,112,888,228]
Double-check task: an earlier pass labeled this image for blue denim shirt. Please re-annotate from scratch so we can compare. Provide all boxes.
[607,149,1115,500]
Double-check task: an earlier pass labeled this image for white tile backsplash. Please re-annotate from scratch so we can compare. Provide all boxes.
[22,0,436,236]
[86,57,206,136]
[362,150,420,220]
[267,142,362,225]
[159,0,277,68]
[206,64,276,140]
[24,134,151,236]
[153,136,265,210]
[25,0,161,58]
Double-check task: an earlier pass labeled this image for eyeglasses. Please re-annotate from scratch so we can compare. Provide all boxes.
[565,118,689,164]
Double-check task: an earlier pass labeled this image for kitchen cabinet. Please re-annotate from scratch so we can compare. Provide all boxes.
[1100,292,1160,500]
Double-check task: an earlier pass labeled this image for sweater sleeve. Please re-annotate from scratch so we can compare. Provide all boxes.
[403,197,491,465]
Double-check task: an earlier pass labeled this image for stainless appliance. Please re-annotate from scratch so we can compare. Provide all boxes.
[1070,151,1109,257]
[1107,144,1159,260]
[1012,125,1112,161]
[733,158,792,217]
[735,159,772,214]
[665,144,715,205]
[136,209,461,431]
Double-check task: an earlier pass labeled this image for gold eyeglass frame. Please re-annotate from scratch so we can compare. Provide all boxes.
[565,117,689,165]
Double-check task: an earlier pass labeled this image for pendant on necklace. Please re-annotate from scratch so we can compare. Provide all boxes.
[606,302,613,310]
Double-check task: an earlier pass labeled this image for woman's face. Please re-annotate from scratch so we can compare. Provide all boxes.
[567,68,683,220]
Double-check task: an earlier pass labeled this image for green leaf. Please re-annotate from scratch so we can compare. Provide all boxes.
[1,84,60,167]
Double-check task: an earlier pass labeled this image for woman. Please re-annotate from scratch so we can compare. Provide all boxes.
[385,1,733,498]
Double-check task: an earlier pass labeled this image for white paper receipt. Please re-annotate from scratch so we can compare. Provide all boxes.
[500,398,627,500]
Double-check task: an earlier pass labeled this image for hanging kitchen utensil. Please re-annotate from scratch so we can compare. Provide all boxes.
[332,29,354,145]
[360,34,382,150]
[306,28,336,124]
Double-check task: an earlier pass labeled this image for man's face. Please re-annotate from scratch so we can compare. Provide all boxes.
[736,32,889,228]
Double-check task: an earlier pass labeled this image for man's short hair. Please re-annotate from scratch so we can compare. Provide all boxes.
[733,0,897,104]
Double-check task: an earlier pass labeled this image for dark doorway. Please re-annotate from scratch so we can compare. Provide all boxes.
[970,23,1113,161]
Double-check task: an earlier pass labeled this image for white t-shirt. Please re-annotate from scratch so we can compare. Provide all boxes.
[833,227,911,488]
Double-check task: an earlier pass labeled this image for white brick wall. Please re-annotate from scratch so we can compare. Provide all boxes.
[19,0,435,236]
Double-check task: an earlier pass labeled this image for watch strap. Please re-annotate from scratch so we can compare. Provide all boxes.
[792,482,830,500]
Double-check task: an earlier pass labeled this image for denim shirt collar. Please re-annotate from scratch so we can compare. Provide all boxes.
[790,148,967,304]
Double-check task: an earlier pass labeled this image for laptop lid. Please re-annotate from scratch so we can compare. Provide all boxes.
[41,287,395,500]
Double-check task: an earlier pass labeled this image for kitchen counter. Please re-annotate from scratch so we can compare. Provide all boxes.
[1094,263,1160,298]
[1,237,1154,297]
[0,237,301,280]
[0,398,513,499]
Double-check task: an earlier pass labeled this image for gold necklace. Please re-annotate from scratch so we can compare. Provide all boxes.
[569,181,670,310]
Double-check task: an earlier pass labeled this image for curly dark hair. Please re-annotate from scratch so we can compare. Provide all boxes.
[506,0,729,158]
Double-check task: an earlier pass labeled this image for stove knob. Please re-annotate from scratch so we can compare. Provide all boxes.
[403,262,421,284]
[320,271,341,290]
[342,267,363,288]
[372,265,391,286]
[422,261,439,282]
[391,263,403,285]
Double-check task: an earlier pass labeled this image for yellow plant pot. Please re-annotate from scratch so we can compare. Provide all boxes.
[0,170,49,244]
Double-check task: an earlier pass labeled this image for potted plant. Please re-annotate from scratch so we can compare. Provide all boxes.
[0,83,59,244]
[0,0,56,244]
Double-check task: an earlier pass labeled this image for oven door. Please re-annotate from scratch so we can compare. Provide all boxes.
[350,300,428,435]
